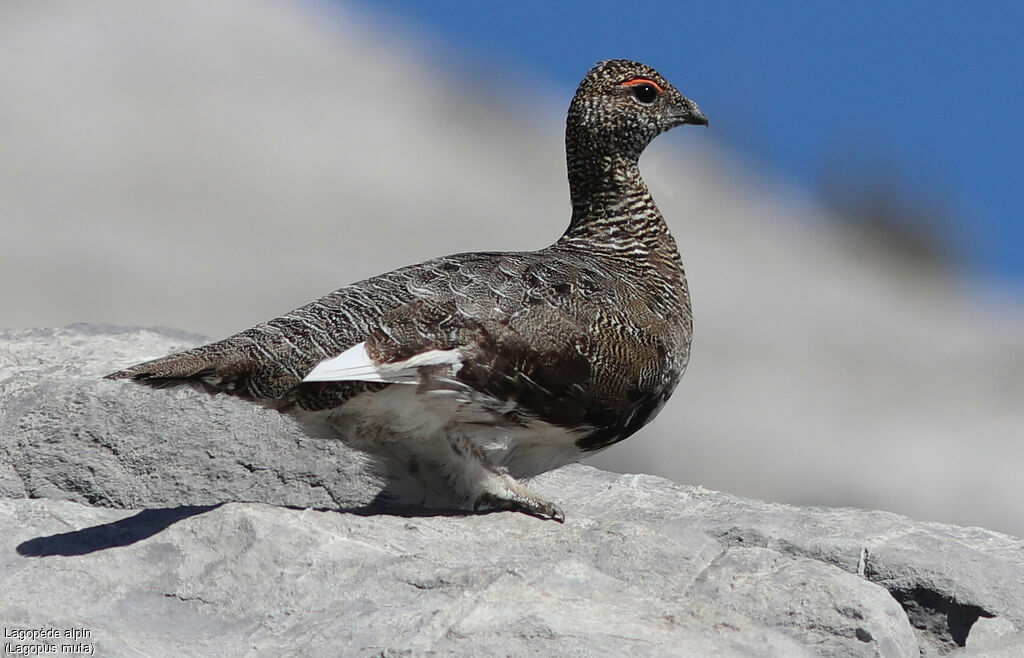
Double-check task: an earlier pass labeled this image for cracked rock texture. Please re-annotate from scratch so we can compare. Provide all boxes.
[2,325,1023,656]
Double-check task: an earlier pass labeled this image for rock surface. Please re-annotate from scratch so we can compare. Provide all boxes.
[2,326,1023,656]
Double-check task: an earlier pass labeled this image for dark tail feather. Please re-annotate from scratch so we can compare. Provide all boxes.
[104,330,315,402]
[104,347,221,388]
[105,342,258,395]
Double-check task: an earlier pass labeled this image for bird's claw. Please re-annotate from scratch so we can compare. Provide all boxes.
[474,492,565,523]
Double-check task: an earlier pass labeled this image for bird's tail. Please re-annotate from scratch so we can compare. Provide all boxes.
[104,328,309,401]
[106,339,248,389]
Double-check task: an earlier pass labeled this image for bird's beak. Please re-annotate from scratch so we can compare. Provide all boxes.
[674,98,709,127]
[687,110,709,127]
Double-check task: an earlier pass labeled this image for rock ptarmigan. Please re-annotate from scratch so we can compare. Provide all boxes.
[107,60,708,521]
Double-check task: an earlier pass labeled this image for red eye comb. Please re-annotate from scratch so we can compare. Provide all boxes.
[620,78,663,93]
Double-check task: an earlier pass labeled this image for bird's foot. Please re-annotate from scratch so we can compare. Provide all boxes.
[474,483,565,523]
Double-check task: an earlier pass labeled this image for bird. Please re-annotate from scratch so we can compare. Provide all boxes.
[107,59,708,522]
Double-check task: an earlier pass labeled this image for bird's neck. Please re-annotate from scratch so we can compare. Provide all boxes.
[557,148,685,288]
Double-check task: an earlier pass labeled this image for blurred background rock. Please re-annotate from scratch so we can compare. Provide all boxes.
[2,0,1022,535]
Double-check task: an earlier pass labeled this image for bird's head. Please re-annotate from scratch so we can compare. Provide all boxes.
[567,59,707,161]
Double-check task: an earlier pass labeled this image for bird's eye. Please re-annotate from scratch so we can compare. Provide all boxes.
[631,83,658,105]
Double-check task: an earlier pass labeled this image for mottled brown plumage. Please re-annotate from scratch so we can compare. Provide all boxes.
[108,60,708,520]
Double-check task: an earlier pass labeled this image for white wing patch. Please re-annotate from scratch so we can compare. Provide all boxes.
[302,341,463,384]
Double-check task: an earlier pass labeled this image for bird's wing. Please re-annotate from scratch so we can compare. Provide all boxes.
[299,287,600,416]
[299,251,637,398]
[300,247,604,383]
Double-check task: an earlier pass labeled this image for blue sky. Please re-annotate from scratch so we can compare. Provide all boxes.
[348,0,1023,296]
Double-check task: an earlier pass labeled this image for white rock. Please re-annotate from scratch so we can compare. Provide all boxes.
[3,326,1023,655]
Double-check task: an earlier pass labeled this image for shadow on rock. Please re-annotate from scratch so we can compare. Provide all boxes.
[16,504,223,557]
[13,499,487,559]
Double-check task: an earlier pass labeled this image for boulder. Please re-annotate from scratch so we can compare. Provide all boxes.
[2,326,1022,656]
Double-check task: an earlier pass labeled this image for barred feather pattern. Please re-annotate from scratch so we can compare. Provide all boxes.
[107,59,707,517]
